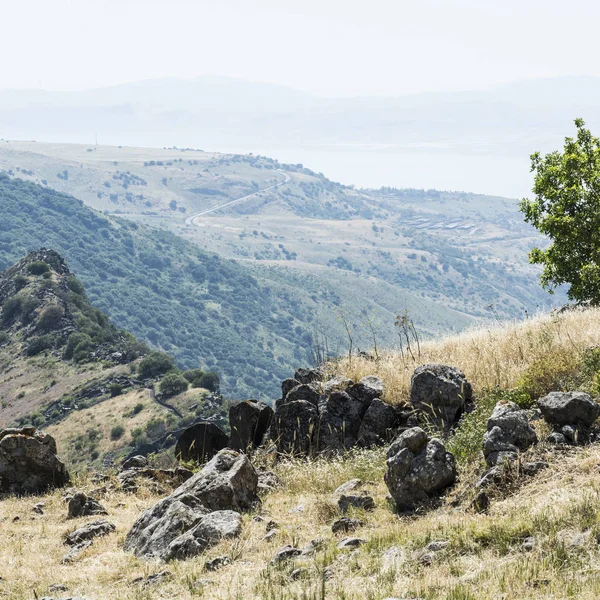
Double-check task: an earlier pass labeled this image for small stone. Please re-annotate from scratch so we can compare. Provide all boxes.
[337,537,365,549]
[271,545,302,564]
[290,568,308,581]
[548,432,567,445]
[333,479,362,495]
[522,536,536,551]
[338,494,375,512]
[121,455,148,470]
[289,504,305,514]
[67,492,108,519]
[418,551,435,566]
[262,529,279,542]
[142,571,172,588]
[332,517,363,534]
[32,502,45,514]
[65,519,115,546]
[521,461,549,477]
[205,556,231,571]
[47,584,68,593]
[472,491,490,513]
[266,520,278,531]
[301,538,324,555]
[425,540,449,552]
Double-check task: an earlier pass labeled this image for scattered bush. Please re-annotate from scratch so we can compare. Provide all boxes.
[26,261,50,276]
[138,351,175,378]
[25,335,53,357]
[36,304,64,332]
[144,417,167,440]
[110,424,125,440]
[198,371,220,392]
[159,372,189,398]
[1,296,22,324]
[110,383,123,397]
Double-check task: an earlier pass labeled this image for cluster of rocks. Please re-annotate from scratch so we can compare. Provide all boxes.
[0,427,69,495]
[539,391,600,445]
[272,368,412,455]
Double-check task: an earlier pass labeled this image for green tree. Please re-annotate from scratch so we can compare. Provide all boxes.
[138,351,175,378]
[159,372,189,398]
[521,119,600,303]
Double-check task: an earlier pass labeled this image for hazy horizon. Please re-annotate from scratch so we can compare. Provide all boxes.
[4,0,600,96]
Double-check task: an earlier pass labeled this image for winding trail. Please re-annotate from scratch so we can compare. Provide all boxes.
[185,169,290,225]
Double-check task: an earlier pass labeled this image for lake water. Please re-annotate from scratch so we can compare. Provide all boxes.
[225,146,533,199]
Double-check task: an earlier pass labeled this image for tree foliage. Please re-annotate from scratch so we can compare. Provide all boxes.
[520,119,600,303]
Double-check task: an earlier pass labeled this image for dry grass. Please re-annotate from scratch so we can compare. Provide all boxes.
[331,307,600,405]
[4,309,600,598]
[3,444,600,599]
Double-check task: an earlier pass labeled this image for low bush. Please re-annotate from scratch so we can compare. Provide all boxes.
[110,424,125,440]
[138,351,175,378]
[159,372,189,398]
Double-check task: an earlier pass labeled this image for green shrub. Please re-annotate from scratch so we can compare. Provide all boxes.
[1,296,22,324]
[66,275,85,295]
[27,261,50,275]
[138,351,175,378]
[25,335,53,356]
[110,424,125,440]
[159,372,189,398]
[14,275,28,290]
[20,295,40,325]
[110,383,123,397]
[0,331,9,345]
[183,368,205,387]
[198,371,220,392]
[36,304,64,332]
[447,388,531,466]
[131,402,144,416]
[144,417,167,440]
[516,350,578,399]
[64,332,92,361]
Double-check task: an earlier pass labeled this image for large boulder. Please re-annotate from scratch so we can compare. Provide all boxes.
[482,401,537,466]
[124,449,257,560]
[175,422,229,464]
[317,391,369,451]
[272,400,318,455]
[348,376,384,405]
[229,400,273,452]
[357,398,406,445]
[384,427,456,511]
[538,392,600,428]
[410,364,472,428]
[294,367,323,385]
[0,428,69,495]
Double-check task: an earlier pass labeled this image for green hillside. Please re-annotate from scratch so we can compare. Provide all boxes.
[0,175,324,398]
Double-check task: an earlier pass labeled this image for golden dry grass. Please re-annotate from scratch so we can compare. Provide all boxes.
[331,307,600,405]
[3,443,600,599]
[4,309,600,599]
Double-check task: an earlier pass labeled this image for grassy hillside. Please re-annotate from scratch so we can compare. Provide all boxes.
[0,174,487,399]
[0,141,566,326]
[4,308,600,599]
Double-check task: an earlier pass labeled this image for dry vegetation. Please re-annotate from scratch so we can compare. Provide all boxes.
[4,309,600,599]
[333,307,600,406]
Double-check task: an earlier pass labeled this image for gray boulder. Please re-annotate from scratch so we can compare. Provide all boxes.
[538,391,600,428]
[124,449,257,560]
[357,398,403,445]
[272,400,318,455]
[163,511,242,561]
[229,400,273,452]
[317,391,369,450]
[0,427,69,495]
[349,376,384,405]
[175,423,229,464]
[410,364,472,428]
[284,383,321,406]
[384,427,456,511]
[67,492,108,519]
[482,401,537,466]
[294,367,323,385]
[281,378,301,398]
[65,519,115,546]
[121,455,148,470]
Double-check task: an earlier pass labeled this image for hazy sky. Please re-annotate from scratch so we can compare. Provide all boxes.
[3,0,600,96]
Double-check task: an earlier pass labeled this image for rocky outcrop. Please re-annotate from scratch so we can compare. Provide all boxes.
[410,364,472,428]
[482,401,537,466]
[538,392,600,444]
[124,449,257,560]
[384,427,456,511]
[0,427,69,495]
[175,422,229,463]
[272,400,319,455]
[229,400,273,452]
[272,372,405,455]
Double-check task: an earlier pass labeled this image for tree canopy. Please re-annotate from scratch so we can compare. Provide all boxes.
[520,119,600,303]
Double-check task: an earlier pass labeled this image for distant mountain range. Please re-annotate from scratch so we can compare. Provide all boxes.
[1,75,598,156]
